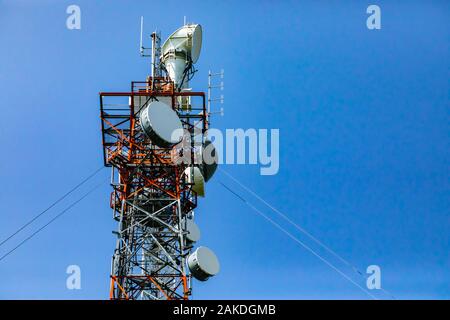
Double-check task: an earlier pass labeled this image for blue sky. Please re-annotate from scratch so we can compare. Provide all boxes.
[0,0,448,299]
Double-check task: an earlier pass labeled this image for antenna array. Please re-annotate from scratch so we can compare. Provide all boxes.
[99,20,219,300]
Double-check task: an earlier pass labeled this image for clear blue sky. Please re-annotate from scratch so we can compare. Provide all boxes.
[0,0,448,299]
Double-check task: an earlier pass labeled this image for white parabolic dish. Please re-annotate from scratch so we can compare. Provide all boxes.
[140,101,183,148]
[201,140,218,182]
[188,246,220,281]
[162,24,202,63]
[184,166,205,197]
[185,219,201,243]
[161,24,202,87]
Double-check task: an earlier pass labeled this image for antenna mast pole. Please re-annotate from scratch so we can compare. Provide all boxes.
[151,31,161,78]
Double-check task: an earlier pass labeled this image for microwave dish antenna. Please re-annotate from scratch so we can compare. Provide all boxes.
[184,218,201,243]
[140,101,184,147]
[200,140,218,182]
[161,24,202,89]
[188,246,220,281]
[184,166,205,197]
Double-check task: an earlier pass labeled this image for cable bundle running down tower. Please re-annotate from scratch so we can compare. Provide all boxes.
[99,22,219,300]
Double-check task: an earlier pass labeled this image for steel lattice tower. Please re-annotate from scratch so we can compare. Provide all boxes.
[99,23,218,300]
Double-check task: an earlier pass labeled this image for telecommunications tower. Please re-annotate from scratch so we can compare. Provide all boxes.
[99,21,219,300]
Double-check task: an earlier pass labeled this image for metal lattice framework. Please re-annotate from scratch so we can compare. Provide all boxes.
[99,78,207,300]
